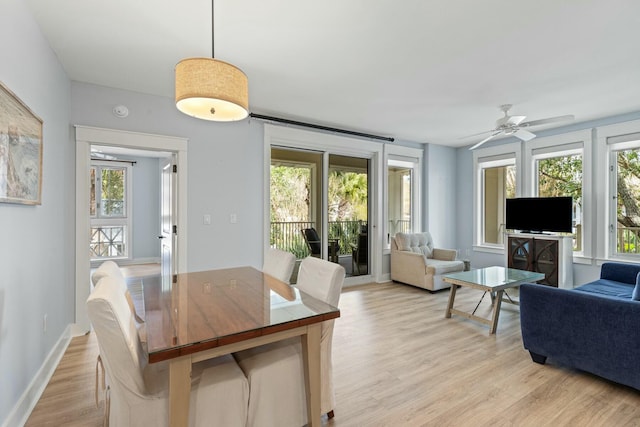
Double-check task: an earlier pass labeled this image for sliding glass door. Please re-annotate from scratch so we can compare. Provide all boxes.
[269,148,371,279]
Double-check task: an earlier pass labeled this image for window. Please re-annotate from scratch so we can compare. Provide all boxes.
[473,143,520,252]
[90,161,132,260]
[533,145,583,251]
[388,160,413,236]
[609,136,640,257]
[385,146,422,250]
[269,158,316,258]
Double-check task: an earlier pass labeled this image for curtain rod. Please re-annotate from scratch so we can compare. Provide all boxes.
[91,158,137,165]
[249,113,395,142]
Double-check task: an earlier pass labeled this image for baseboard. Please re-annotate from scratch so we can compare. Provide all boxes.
[2,324,72,427]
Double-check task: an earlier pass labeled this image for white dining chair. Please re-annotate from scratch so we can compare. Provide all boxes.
[87,276,250,427]
[91,260,145,327]
[233,256,345,427]
[262,248,296,284]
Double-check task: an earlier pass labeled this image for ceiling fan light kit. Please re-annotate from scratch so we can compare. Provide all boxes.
[175,0,249,122]
[467,104,574,150]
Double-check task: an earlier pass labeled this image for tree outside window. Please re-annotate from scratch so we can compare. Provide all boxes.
[536,153,583,250]
[615,149,640,255]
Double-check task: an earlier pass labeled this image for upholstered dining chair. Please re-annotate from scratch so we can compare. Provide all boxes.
[87,276,250,427]
[233,256,345,427]
[262,248,296,284]
[91,260,145,331]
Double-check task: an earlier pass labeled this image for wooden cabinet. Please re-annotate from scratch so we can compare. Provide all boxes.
[506,233,573,288]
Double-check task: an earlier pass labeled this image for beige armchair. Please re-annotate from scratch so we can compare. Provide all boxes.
[391,232,464,291]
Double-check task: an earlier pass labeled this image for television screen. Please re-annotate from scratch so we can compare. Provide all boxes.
[505,197,573,233]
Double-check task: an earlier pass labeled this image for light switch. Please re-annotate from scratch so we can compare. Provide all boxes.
[203,214,211,225]
[230,213,237,224]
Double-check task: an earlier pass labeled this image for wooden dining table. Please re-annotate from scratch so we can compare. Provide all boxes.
[141,266,340,427]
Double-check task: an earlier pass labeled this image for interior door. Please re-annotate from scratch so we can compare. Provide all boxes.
[160,156,176,286]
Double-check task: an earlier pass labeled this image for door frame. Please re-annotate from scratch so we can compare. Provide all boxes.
[74,126,188,334]
[263,124,383,286]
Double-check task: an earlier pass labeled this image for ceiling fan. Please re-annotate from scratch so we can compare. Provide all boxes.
[466,104,575,150]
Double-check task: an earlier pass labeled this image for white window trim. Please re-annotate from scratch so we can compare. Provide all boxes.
[524,130,592,261]
[90,160,133,261]
[598,120,640,261]
[383,145,423,253]
[473,142,521,254]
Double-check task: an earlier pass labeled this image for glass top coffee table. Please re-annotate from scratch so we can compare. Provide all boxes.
[443,266,545,334]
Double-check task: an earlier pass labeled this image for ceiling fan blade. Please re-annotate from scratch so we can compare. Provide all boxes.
[458,129,495,139]
[506,115,526,126]
[513,129,536,141]
[469,131,503,150]
[520,114,575,128]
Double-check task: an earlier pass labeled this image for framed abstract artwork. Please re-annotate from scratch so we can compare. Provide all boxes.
[0,81,43,205]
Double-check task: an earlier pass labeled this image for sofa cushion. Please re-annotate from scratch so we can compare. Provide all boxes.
[633,273,640,301]
[425,259,465,275]
[395,232,433,258]
[575,280,634,299]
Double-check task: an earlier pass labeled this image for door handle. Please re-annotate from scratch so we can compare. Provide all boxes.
[158,235,165,239]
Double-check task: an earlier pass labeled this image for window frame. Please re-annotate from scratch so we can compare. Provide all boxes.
[524,130,592,262]
[473,142,521,254]
[90,160,133,261]
[606,134,640,261]
[383,145,423,252]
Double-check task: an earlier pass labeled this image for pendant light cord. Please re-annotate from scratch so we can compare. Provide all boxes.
[211,0,215,58]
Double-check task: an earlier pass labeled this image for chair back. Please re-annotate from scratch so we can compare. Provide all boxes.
[87,276,147,398]
[263,248,296,284]
[301,228,322,255]
[356,233,368,263]
[297,256,345,307]
[91,260,126,288]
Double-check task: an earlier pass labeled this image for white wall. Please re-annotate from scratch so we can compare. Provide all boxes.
[0,0,74,423]
[129,155,161,260]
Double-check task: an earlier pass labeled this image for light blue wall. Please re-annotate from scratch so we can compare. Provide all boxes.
[0,0,73,422]
[71,82,265,272]
[424,144,458,250]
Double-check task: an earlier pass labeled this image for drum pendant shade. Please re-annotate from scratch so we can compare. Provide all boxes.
[175,57,249,121]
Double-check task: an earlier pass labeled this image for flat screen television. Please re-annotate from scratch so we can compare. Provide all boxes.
[505,197,573,234]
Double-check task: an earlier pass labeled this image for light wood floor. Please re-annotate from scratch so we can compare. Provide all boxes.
[27,279,640,426]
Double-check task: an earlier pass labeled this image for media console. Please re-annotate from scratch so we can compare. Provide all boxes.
[505,233,573,289]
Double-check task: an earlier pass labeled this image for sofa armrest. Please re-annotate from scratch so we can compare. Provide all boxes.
[600,262,640,285]
[520,283,640,390]
[432,248,457,261]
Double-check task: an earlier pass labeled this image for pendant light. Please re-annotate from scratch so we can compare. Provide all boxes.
[175,0,249,121]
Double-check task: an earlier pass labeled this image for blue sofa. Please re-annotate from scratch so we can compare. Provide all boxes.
[520,262,640,391]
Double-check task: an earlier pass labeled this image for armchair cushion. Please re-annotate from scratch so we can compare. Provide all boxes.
[395,232,433,258]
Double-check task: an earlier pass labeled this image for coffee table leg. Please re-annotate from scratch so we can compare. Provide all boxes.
[489,290,504,334]
[445,284,458,318]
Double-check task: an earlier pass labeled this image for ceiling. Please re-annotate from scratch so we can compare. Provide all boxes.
[25,0,640,147]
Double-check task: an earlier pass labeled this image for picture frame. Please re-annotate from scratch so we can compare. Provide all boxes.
[0,81,43,205]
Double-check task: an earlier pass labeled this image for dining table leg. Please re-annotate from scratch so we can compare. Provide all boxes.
[169,356,192,427]
[301,323,322,427]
